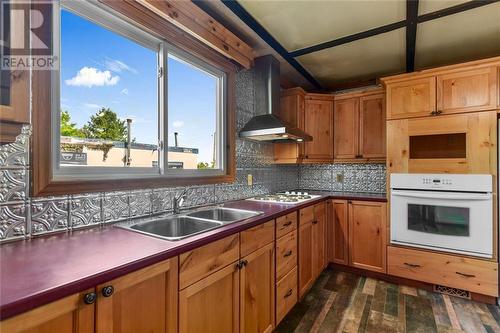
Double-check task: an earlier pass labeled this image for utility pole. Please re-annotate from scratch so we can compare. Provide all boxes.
[125,118,132,166]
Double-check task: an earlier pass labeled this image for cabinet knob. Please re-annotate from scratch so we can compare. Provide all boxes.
[101,286,114,297]
[242,259,248,267]
[312,220,318,225]
[355,155,363,158]
[283,221,293,227]
[403,262,421,268]
[83,292,97,304]
[456,271,476,278]
[284,289,293,298]
[284,250,293,258]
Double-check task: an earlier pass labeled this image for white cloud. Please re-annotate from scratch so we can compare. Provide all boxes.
[104,58,138,74]
[121,88,129,95]
[65,67,119,87]
[83,103,101,109]
[172,121,184,128]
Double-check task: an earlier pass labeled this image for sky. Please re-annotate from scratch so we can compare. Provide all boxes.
[60,8,218,164]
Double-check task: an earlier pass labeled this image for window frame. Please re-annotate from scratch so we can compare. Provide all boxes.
[31,0,236,196]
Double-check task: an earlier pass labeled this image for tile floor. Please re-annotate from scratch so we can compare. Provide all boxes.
[275,268,500,333]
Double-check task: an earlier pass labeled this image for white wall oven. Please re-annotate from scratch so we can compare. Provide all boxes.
[390,174,493,258]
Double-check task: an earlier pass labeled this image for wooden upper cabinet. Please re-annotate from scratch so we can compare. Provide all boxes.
[349,201,387,274]
[179,262,239,333]
[437,66,497,113]
[96,258,178,333]
[240,242,275,333]
[333,89,386,161]
[279,87,305,129]
[334,98,359,159]
[0,290,95,333]
[359,94,386,158]
[304,95,334,160]
[386,77,436,120]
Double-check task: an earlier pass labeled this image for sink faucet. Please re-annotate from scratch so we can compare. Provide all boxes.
[173,188,189,214]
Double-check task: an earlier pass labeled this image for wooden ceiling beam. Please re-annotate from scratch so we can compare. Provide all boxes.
[417,0,500,23]
[406,0,419,72]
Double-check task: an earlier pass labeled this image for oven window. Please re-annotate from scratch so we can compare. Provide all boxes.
[408,204,469,236]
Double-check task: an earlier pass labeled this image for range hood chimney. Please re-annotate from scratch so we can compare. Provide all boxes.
[239,55,312,142]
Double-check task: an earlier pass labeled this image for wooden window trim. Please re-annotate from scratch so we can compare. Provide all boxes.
[32,1,236,197]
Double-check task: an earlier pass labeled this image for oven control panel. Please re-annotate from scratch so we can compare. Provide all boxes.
[421,177,452,186]
[391,173,492,192]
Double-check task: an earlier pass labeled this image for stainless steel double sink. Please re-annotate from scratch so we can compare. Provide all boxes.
[118,207,263,241]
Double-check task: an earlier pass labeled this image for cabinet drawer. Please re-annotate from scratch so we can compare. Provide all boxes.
[299,205,315,226]
[276,212,297,239]
[387,246,498,296]
[179,234,239,289]
[276,229,297,280]
[276,267,298,325]
[240,220,275,257]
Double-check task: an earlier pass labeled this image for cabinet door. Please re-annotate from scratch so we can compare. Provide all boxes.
[334,98,359,159]
[386,77,436,119]
[96,258,178,333]
[313,202,327,277]
[298,222,314,298]
[349,201,387,273]
[437,66,497,113]
[359,94,386,158]
[331,200,349,265]
[179,262,239,333]
[0,290,95,333]
[240,243,275,333]
[304,98,334,159]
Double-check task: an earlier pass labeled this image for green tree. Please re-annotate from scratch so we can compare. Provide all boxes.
[82,108,127,141]
[60,110,83,137]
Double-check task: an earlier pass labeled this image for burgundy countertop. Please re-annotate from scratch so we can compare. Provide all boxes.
[0,192,386,320]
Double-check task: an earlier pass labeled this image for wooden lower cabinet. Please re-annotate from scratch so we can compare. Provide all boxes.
[298,202,327,298]
[330,200,349,265]
[388,246,498,297]
[1,258,178,333]
[276,267,298,324]
[179,262,239,333]
[327,200,387,274]
[349,201,387,273]
[0,289,95,333]
[298,220,314,298]
[240,243,275,333]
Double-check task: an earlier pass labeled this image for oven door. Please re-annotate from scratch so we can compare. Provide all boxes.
[391,190,493,258]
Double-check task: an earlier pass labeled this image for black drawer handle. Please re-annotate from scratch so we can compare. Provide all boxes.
[312,220,318,225]
[355,154,363,158]
[83,292,97,304]
[456,271,476,278]
[403,262,421,268]
[284,250,293,258]
[284,289,293,298]
[101,286,114,297]
[282,221,293,227]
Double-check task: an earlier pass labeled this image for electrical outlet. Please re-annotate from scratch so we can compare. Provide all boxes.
[336,173,344,183]
[247,174,253,186]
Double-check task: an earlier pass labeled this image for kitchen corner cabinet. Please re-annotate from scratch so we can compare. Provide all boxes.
[333,89,386,161]
[328,200,387,273]
[274,89,334,164]
[298,202,327,298]
[0,259,178,333]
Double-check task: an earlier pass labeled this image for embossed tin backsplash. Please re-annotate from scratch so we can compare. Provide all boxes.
[0,69,385,242]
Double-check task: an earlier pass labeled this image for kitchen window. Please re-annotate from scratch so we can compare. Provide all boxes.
[52,1,228,181]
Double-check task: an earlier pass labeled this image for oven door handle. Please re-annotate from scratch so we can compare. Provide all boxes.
[391,190,492,201]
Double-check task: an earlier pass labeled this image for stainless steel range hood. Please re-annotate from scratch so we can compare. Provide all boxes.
[239,55,312,142]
